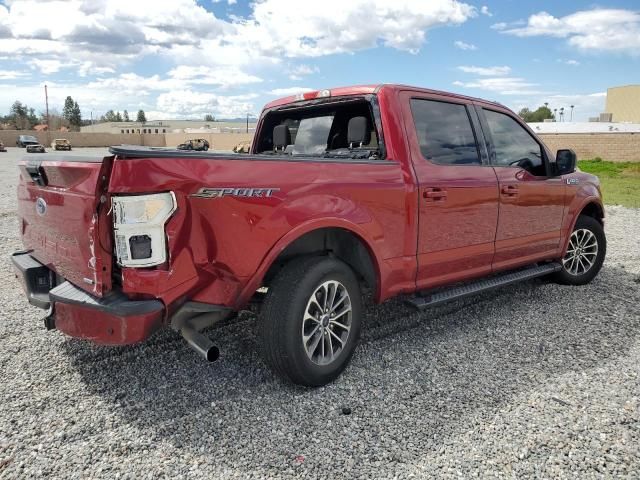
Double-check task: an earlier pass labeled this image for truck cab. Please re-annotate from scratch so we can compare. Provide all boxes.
[12,84,605,386]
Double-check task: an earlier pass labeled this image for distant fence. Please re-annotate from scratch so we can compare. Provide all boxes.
[3,129,638,161]
[538,133,640,162]
[0,130,254,151]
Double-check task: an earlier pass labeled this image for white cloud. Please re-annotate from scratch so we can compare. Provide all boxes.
[288,64,319,81]
[230,0,477,58]
[268,87,315,97]
[480,6,492,17]
[156,90,256,118]
[458,65,511,76]
[0,0,483,119]
[167,66,262,86]
[557,59,580,66]
[454,40,478,50]
[453,77,544,95]
[500,9,640,54]
[0,70,29,80]
[0,0,477,68]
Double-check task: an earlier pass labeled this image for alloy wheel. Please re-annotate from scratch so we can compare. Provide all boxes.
[301,280,352,366]
[562,228,599,276]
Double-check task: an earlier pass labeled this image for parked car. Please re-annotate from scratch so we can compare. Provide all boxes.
[0,141,6,152]
[12,84,606,387]
[177,138,210,151]
[233,141,251,153]
[25,144,46,153]
[16,135,39,148]
[51,138,72,151]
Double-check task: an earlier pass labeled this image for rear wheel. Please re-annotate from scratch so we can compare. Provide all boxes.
[259,256,362,387]
[553,215,606,285]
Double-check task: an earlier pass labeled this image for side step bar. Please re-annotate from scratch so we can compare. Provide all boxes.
[405,263,562,310]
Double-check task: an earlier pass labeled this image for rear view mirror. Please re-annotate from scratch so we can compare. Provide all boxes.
[348,116,371,148]
[556,149,577,175]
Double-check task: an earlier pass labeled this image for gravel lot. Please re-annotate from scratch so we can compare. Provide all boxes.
[1,147,639,479]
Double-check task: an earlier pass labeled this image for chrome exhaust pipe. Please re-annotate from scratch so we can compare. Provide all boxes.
[180,325,220,362]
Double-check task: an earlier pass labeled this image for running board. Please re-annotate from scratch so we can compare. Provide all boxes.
[405,263,562,310]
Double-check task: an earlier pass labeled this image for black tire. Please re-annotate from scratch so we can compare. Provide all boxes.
[259,256,362,387]
[552,215,606,285]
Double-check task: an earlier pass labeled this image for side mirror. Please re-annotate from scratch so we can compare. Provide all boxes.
[556,149,576,175]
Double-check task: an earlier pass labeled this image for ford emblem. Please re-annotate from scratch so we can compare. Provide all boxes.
[35,197,47,216]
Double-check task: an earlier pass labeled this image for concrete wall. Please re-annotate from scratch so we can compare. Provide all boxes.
[538,133,640,162]
[0,130,253,150]
[4,129,638,161]
[165,133,254,151]
[0,130,166,148]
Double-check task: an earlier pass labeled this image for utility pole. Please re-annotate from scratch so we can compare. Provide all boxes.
[44,84,50,144]
[246,113,249,133]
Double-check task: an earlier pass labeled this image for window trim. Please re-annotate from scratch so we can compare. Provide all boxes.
[477,106,551,177]
[409,97,485,167]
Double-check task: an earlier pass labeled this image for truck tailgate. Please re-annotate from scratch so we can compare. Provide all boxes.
[17,156,113,297]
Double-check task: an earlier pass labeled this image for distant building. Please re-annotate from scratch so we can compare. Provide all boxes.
[81,119,256,135]
[528,122,640,134]
[603,85,640,123]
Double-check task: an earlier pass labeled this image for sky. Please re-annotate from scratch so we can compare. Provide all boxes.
[0,0,638,122]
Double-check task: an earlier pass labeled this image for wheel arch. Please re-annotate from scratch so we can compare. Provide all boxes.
[236,220,382,308]
[561,197,605,255]
[579,201,604,225]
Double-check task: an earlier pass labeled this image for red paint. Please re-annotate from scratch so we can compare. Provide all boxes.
[15,84,604,346]
[54,301,162,345]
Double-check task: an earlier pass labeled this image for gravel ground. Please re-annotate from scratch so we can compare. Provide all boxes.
[0,147,639,479]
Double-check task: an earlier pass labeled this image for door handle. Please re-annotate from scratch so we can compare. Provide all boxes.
[501,185,518,196]
[423,188,447,201]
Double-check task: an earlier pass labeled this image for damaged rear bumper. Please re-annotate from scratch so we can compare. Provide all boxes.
[12,251,164,345]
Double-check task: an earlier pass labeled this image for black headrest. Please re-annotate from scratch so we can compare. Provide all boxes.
[348,116,370,146]
[273,125,291,149]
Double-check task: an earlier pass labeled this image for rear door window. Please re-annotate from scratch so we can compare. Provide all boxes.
[410,99,481,166]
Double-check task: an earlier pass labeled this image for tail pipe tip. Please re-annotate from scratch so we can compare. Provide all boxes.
[180,325,220,362]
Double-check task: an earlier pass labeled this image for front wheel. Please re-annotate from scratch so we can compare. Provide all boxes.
[553,215,606,285]
[259,256,362,387]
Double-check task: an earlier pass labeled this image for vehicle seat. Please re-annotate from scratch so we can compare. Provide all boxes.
[348,116,371,149]
[273,125,291,152]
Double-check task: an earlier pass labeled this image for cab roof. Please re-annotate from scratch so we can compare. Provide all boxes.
[263,84,505,110]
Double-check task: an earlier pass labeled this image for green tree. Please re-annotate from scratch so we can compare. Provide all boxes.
[518,105,555,122]
[62,96,75,123]
[204,114,215,122]
[123,110,130,122]
[136,109,147,123]
[27,107,38,127]
[115,111,123,122]
[101,110,117,122]
[69,101,82,129]
[10,101,30,129]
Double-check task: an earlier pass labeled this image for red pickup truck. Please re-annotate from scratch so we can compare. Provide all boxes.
[12,85,606,386]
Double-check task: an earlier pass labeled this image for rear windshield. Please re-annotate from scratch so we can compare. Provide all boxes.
[255,98,381,159]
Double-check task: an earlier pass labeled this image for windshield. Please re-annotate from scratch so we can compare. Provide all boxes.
[23,136,37,142]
